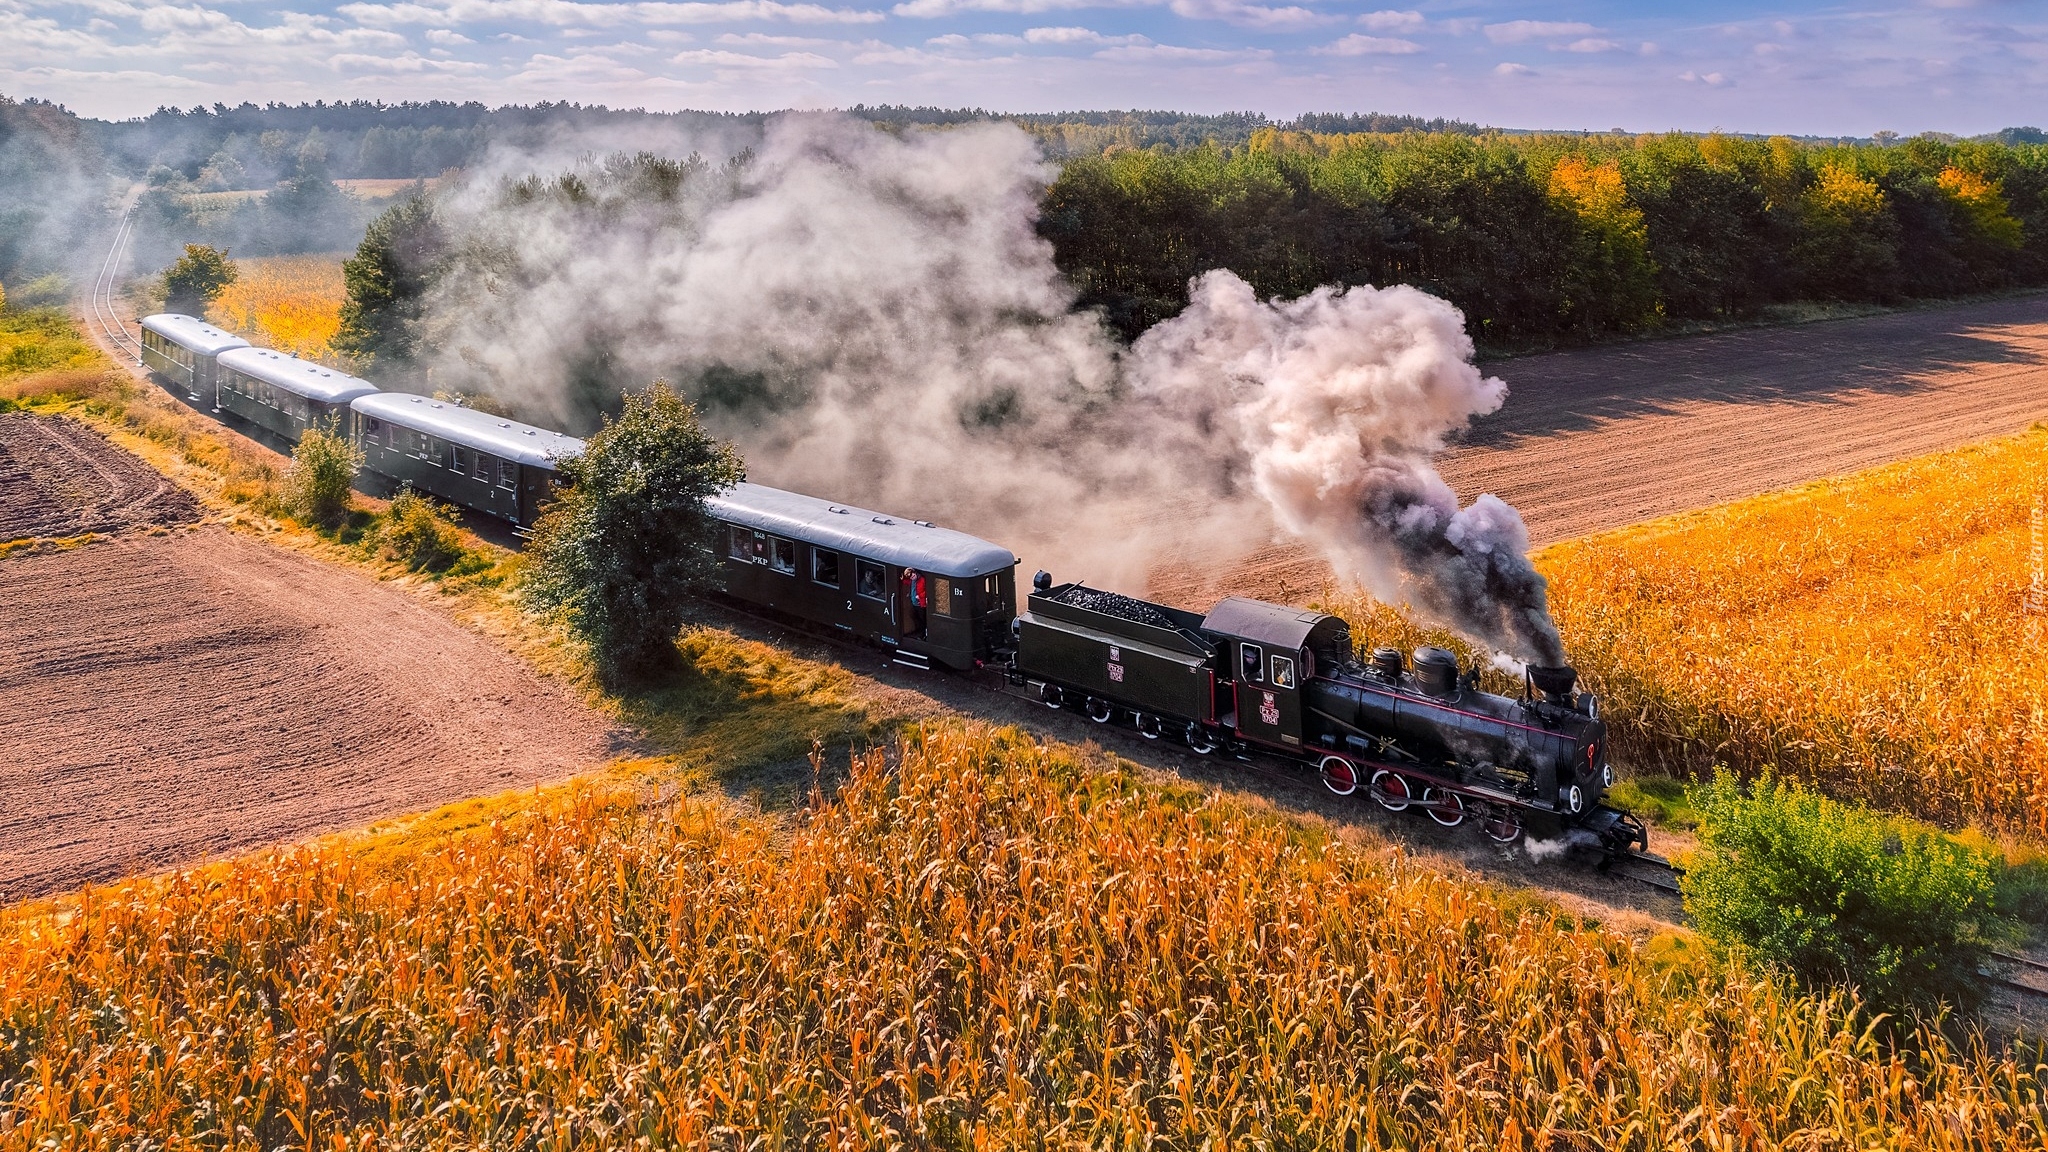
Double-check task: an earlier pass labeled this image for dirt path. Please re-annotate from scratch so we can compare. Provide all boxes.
[1154,294,2048,607]
[0,414,628,903]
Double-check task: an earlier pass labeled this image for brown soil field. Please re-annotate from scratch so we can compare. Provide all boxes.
[1154,294,2048,608]
[0,528,629,901]
[0,415,627,903]
[0,412,200,541]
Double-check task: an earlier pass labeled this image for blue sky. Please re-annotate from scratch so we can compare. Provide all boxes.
[3,0,2042,134]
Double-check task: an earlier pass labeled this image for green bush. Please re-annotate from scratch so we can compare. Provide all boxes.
[161,244,237,315]
[1681,772,2003,1016]
[280,418,362,526]
[524,381,744,687]
[380,487,465,572]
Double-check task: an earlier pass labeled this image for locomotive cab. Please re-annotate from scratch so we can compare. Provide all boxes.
[1198,598,1352,751]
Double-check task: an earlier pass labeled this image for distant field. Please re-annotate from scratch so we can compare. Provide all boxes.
[207,254,349,362]
[334,176,437,198]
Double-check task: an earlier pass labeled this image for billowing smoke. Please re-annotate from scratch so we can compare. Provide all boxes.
[419,112,1566,663]
[1128,272,1565,664]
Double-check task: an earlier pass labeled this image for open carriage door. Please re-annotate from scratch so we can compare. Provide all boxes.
[900,568,928,639]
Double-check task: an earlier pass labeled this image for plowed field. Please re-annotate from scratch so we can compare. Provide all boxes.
[0,415,625,903]
[1152,294,2048,607]
[0,412,199,541]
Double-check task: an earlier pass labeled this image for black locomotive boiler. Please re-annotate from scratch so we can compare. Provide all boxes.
[1013,574,1645,852]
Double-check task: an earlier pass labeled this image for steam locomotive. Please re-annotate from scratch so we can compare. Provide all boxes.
[1011,576,1644,852]
[138,311,1645,854]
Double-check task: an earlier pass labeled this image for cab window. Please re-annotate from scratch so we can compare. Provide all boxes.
[1240,643,1264,683]
[1270,654,1296,689]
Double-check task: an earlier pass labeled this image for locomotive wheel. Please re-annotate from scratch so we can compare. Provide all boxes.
[1370,769,1411,812]
[1135,713,1162,740]
[1563,783,1587,816]
[1319,756,1359,797]
[1085,697,1115,724]
[1480,807,1524,845]
[1422,787,1466,828]
[1041,683,1064,709]
[1184,724,1217,755]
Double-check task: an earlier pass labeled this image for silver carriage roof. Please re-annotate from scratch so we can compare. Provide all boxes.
[217,347,379,405]
[708,481,1017,579]
[349,392,585,468]
[140,313,250,357]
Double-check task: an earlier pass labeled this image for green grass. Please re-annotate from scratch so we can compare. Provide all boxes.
[0,308,99,379]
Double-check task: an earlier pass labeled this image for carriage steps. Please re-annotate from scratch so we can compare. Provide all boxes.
[891,650,933,671]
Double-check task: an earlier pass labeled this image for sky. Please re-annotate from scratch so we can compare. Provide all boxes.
[2,0,2043,135]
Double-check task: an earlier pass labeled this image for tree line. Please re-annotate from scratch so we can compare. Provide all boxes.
[1043,128,2048,348]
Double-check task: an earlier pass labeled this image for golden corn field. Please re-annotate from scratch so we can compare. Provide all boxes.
[2,724,2044,1149]
[1544,426,2048,834]
[206,255,348,362]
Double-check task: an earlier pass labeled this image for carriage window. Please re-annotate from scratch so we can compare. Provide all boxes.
[1240,643,1264,683]
[498,459,518,488]
[811,548,841,588]
[728,526,751,561]
[472,452,493,481]
[931,577,954,617]
[769,537,796,575]
[415,430,432,458]
[1270,654,1296,689]
[856,560,886,600]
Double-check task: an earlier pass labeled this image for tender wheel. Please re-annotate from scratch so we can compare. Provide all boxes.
[1563,783,1587,816]
[1370,769,1411,813]
[1184,724,1217,755]
[1481,807,1524,844]
[1085,697,1114,724]
[1423,786,1466,828]
[1320,756,1358,796]
[1135,713,1162,740]
[1041,683,1063,709]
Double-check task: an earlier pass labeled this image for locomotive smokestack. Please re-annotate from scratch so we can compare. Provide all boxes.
[1528,664,1577,704]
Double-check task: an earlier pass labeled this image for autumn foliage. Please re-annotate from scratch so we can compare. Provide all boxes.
[206,254,348,361]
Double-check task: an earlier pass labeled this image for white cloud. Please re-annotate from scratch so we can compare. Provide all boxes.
[1167,0,1325,30]
[672,46,838,65]
[1313,33,1419,55]
[425,26,473,41]
[718,29,834,42]
[1094,41,1268,60]
[337,0,884,28]
[330,48,489,70]
[1357,9,1421,33]
[1493,60,1533,75]
[891,0,1126,15]
[892,0,1322,27]
[1483,19,1595,44]
[1564,37,1620,52]
[1678,69,1728,85]
[1025,24,1145,44]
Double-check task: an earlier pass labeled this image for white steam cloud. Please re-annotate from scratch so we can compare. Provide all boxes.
[420,112,1565,662]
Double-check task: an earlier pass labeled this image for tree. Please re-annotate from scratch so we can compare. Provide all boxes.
[1791,162,1901,301]
[161,244,236,315]
[334,193,445,373]
[1681,773,2002,1018]
[523,382,746,686]
[280,417,363,527]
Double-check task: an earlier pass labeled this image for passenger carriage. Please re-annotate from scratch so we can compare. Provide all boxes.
[348,393,583,527]
[214,347,378,446]
[707,482,1018,672]
[139,314,249,402]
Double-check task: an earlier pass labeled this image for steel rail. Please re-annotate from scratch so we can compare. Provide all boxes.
[85,202,142,363]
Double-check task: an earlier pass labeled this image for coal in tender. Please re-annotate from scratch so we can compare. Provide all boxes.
[1051,586,1178,630]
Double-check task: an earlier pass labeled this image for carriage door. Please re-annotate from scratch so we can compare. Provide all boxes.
[899,568,927,638]
[1233,642,1301,747]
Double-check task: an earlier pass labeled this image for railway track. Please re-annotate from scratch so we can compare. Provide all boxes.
[85,200,142,364]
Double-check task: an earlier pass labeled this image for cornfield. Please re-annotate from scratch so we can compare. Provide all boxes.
[1545,426,2048,834]
[206,255,347,362]
[3,724,2043,1148]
